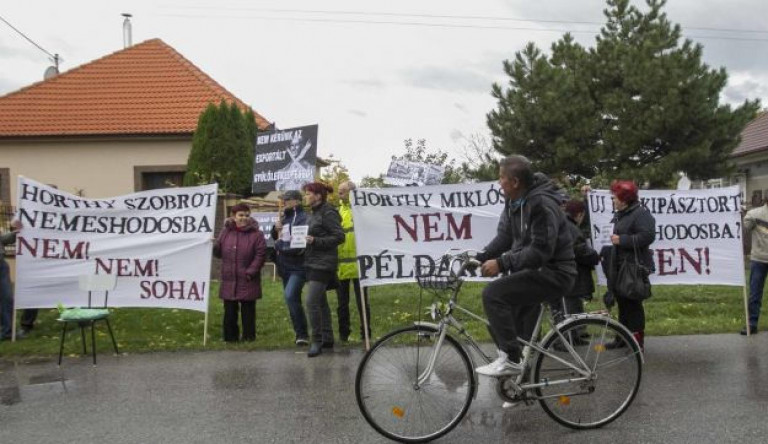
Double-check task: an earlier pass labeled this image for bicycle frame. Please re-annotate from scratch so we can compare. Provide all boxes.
[415,252,640,398]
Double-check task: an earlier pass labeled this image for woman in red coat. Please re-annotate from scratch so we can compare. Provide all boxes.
[213,203,267,342]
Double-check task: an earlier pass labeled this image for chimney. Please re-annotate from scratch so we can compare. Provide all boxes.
[122,13,133,48]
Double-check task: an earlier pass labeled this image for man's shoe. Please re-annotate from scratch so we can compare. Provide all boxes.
[740,325,758,335]
[475,357,522,377]
[295,338,309,346]
[15,329,29,339]
[307,343,322,357]
[502,401,520,409]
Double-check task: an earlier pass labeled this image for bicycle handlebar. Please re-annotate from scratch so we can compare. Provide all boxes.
[439,249,482,277]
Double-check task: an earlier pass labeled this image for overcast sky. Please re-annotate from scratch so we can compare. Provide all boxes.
[2,0,767,182]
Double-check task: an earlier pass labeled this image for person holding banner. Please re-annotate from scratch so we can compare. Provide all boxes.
[603,180,656,351]
[474,155,577,377]
[0,220,21,340]
[272,190,310,346]
[302,182,345,357]
[336,181,371,343]
[741,200,768,335]
[213,203,267,342]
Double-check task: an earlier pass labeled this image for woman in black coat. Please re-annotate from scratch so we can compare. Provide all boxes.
[553,200,599,319]
[605,180,656,351]
[302,182,345,357]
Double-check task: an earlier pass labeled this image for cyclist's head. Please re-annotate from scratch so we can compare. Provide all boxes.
[499,155,533,199]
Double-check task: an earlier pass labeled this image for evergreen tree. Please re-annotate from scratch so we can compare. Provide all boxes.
[184,100,258,195]
[487,0,760,186]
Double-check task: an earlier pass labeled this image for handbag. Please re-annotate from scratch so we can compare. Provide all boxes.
[615,237,652,301]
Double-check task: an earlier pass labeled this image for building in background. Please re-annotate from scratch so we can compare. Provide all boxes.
[0,38,271,206]
[728,112,768,207]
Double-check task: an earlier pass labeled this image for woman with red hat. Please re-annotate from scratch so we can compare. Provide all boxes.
[604,180,656,351]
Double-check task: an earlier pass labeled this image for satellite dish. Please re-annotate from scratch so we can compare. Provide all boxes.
[43,66,59,80]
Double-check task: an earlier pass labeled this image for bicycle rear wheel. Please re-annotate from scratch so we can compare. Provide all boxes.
[355,325,476,443]
[533,317,642,429]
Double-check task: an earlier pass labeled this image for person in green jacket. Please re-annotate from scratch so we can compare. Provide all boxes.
[336,181,371,343]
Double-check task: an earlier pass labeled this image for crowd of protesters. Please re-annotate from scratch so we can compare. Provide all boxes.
[9,157,768,362]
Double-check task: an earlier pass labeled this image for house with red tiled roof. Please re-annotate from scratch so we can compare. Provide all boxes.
[0,38,271,205]
[726,111,768,206]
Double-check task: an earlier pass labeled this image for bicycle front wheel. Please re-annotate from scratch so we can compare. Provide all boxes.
[533,317,642,429]
[355,325,476,443]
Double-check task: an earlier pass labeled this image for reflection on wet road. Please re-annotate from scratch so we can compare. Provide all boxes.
[2,334,768,443]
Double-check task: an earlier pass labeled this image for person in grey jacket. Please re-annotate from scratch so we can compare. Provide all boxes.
[741,200,768,335]
[1,220,21,340]
[302,182,345,357]
[474,156,577,377]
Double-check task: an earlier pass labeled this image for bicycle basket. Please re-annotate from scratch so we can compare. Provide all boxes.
[415,262,458,291]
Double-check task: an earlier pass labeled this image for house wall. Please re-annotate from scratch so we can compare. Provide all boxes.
[734,151,768,207]
[0,136,191,205]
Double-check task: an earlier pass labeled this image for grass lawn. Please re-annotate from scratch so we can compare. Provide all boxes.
[0,274,752,357]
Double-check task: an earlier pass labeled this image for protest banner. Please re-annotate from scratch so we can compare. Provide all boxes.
[252,124,318,193]
[351,182,505,287]
[588,186,745,286]
[14,177,217,313]
[383,159,445,187]
[251,212,279,248]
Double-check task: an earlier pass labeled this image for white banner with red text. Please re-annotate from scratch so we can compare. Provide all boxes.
[351,182,505,287]
[587,186,745,286]
[14,177,217,312]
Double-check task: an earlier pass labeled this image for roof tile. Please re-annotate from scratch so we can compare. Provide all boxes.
[732,111,768,157]
[0,38,270,137]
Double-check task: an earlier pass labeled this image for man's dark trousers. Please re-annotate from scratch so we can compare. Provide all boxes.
[482,268,574,361]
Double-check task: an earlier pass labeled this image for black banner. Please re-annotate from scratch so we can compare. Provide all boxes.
[251,212,279,248]
[252,125,318,193]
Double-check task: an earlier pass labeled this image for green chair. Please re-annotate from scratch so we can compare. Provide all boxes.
[57,274,119,366]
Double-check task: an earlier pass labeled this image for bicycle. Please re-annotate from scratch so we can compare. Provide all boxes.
[355,250,643,443]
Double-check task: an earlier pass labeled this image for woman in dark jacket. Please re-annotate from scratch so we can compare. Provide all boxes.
[605,181,656,351]
[272,190,310,346]
[553,200,599,320]
[302,182,345,357]
[213,203,266,342]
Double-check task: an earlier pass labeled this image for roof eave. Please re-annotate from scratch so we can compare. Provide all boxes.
[0,131,194,143]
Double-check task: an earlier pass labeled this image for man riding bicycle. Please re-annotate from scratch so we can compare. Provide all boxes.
[475,155,577,377]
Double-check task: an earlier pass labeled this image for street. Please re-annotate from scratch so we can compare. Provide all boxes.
[1,333,765,443]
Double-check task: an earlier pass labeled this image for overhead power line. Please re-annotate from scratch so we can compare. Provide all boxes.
[157,11,768,43]
[0,14,59,61]
[160,5,768,36]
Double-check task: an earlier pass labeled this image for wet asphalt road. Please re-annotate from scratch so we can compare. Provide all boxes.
[1,333,767,444]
